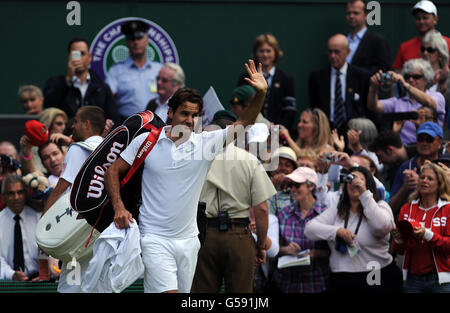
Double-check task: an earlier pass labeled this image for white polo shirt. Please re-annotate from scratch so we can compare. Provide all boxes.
[60,136,104,186]
[121,126,228,239]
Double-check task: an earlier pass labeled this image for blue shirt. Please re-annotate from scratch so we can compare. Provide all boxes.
[105,57,163,119]
[347,27,367,64]
[390,156,419,197]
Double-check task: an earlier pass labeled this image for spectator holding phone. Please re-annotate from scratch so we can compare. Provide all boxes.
[392,161,450,293]
[367,58,445,145]
[43,37,120,125]
[305,166,402,293]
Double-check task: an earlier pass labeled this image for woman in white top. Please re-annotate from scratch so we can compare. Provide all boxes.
[305,166,403,292]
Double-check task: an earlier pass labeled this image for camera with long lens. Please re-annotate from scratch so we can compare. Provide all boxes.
[0,154,21,171]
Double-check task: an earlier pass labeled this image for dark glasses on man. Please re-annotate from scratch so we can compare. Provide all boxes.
[417,135,435,143]
[421,46,436,54]
[404,74,424,81]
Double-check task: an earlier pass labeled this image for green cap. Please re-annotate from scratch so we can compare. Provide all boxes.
[212,110,238,122]
[230,85,256,106]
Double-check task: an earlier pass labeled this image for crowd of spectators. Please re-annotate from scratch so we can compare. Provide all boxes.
[0,0,449,294]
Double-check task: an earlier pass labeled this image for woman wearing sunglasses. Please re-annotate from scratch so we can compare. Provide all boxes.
[421,30,450,110]
[305,166,403,293]
[367,58,445,145]
[271,167,330,293]
[392,161,450,293]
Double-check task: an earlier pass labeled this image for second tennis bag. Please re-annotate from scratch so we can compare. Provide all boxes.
[70,110,165,233]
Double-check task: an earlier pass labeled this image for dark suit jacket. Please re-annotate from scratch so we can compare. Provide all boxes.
[349,30,391,75]
[308,64,371,133]
[238,67,297,131]
[146,98,171,124]
[43,69,120,124]
[146,98,157,113]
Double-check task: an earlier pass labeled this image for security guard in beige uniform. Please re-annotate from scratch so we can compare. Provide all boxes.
[191,110,276,293]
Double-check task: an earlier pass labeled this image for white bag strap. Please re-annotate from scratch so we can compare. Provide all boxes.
[70,142,97,153]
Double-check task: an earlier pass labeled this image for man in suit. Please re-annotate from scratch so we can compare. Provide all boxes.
[146,62,185,124]
[44,38,120,125]
[346,0,391,75]
[308,34,371,135]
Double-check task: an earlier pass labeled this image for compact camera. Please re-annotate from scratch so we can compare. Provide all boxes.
[380,72,393,84]
[322,153,334,162]
[340,173,355,184]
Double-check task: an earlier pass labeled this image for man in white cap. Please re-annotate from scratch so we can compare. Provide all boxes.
[267,146,298,216]
[393,0,450,70]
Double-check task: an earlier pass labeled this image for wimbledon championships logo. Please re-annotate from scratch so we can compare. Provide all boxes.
[90,17,179,80]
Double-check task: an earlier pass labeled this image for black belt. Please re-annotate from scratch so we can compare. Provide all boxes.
[207,217,249,228]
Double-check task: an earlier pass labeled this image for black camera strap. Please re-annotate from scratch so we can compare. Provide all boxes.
[344,212,363,235]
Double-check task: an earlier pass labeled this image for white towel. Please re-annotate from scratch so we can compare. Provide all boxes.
[81,220,144,293]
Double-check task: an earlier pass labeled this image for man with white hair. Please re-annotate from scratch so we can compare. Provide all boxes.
[146,62,185,123]
[367,58,445,145]
[393,0,450,70]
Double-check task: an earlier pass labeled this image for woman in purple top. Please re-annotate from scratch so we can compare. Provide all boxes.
[367,58,445,145]
[272,167,330,293]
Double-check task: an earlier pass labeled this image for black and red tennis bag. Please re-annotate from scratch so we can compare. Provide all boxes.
[70,110,165,233]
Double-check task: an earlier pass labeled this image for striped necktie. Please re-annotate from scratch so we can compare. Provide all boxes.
[334,70,346,130]
[262,72,271,116]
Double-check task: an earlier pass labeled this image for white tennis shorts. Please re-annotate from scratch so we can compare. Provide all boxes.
[140,233,201,293]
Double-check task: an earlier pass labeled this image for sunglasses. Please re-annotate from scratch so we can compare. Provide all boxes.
[417,135,435,143]
[290,182,303,188]
[404,74,424,81]
[421,46,436,54]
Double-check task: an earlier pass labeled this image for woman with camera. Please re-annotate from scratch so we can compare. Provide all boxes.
[367,58,445,145]
[392,161,450,293]
[305,166,403,292]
